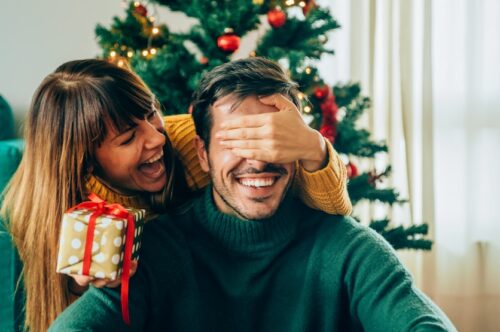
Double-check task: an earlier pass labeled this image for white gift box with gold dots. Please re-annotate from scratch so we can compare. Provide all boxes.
[56,207,145,280]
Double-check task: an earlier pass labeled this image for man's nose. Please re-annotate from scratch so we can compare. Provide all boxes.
[245,159,267,171]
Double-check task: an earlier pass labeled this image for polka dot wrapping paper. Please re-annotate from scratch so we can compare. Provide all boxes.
[56,206,146,280]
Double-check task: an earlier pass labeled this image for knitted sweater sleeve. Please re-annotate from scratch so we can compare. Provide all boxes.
[164,114,352,215]
[342,222,456,332]
[48,275,148,331]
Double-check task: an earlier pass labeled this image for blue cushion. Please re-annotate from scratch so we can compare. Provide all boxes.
[0,95,16,140]
[0,139,25,332]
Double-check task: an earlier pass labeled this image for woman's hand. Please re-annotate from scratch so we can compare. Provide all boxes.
[215,94,328,171]
[68,260,138,294]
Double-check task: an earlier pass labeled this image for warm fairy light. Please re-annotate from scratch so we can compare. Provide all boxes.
[117,60,125,67]
[134,2,140,7]
[285,0,295,6]
[150,48,157,55]
[249,51,256,57]
[299,1,306,8]
[142,50,149,56]
[110,51,117,57]
[303,105,312,113]
[127,51,134,58]
[149,16,155,22]
[305,67,312,74]
[120,45,127,51]
[152,27,159,35]
[298,92,305,100]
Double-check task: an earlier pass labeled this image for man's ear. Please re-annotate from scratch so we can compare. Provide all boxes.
[194,135,210,173]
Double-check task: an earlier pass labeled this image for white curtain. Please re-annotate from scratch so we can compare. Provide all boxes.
[319,0,500,330]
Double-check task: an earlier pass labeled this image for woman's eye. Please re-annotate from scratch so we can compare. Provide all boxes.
[121,132,136,145]
[148,110,157,120]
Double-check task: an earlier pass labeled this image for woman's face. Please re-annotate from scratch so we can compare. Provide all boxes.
[94,109,167,194]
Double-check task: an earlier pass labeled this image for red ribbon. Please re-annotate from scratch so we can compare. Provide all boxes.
[67,193,135,325]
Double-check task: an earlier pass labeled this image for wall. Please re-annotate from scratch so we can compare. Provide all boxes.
[0,0,200,136]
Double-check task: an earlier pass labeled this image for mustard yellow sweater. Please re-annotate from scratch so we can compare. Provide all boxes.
[86,114,352,215]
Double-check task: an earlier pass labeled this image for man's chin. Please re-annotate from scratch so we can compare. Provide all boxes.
[237,202,280,220]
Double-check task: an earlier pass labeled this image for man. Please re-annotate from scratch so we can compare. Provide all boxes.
[50,57,455,331]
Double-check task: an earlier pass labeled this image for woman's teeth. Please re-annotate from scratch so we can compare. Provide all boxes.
[144,151,163,164]
[238,177,276,188]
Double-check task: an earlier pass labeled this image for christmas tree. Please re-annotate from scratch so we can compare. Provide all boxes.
[95,0,431,250]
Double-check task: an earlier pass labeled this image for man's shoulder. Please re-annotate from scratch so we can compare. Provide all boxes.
[298,204,387,251]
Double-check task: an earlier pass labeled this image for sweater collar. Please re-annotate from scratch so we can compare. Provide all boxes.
[84,174,150,210]
[193,185,301,256]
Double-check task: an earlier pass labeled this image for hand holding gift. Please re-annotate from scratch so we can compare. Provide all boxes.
[56,193,146,325]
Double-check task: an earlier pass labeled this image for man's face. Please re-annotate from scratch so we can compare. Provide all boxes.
[195,94,295,220]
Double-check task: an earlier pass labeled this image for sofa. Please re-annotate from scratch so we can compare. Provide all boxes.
[0,95,25,332]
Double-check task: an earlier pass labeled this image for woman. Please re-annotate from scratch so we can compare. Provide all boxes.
[1,59,351,332]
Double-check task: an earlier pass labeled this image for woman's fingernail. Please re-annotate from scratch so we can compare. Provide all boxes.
[215,131,222,138]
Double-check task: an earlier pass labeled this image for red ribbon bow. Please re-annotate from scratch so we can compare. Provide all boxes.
[67,193,135,325]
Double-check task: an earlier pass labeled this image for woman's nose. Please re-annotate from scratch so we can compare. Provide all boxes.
[143,121,166,149]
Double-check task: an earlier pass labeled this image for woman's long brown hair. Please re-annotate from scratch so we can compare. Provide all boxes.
[1,59,187,331]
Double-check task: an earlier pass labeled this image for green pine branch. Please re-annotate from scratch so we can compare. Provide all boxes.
[131,39,203,115]
[95,2,169,58]
[256,7,340,69]
[370,219,432,250]
[347,168,405,205]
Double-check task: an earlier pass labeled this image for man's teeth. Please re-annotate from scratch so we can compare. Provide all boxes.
[144,152,163,164]
[238,178,276,188]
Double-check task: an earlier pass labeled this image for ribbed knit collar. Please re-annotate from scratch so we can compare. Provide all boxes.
[192,186,301,256]
[85,174,150,210]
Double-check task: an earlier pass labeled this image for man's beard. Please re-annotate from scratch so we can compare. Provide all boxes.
[208,159,294,220]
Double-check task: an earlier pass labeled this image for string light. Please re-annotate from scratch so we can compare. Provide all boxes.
[110,51,117,57]
[127,51,134,58]
[142,50,149,56]
[117,59,125,67]
[303,105,312,113]
[299,1,306,8]
[285,0,295,6]
[152,27,159,35]
[305,67,312,74]
[134,2,140,7]
[298,92,305,100]
[150,48,157,55]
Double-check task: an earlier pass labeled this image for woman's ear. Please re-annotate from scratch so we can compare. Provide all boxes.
[194,135,209,173]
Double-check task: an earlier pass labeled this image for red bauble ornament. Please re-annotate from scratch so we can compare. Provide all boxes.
[134,3,148,16]
[217,29,240,53]
[319,124,337,144]
[314,85,330,100]
[346,162,358,178]
[267,8,287,28]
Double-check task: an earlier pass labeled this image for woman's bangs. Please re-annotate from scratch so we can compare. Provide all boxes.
[99,80,153,135]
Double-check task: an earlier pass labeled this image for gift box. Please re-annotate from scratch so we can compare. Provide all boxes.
[56,195,146,280]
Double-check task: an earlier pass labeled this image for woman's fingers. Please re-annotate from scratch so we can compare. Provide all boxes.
[70,274,94,287]
[70,260,139,289]
[91,278,111,288]
[217,126,270,140]
[258,94,297,112]
[219,113,269,130]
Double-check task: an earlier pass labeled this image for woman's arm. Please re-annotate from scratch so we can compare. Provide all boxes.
[164,106,352,215]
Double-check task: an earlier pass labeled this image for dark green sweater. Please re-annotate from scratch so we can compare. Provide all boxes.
[50,188,455,332]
